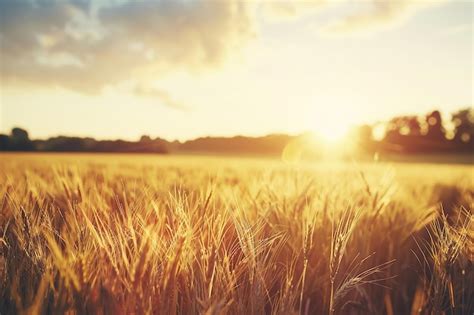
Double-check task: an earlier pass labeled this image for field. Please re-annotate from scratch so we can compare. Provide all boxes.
[0,153,473,314]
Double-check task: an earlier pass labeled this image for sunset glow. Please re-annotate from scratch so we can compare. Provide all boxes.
[0,0,472,141]
[1,2,473,313]
[313,121,350,144]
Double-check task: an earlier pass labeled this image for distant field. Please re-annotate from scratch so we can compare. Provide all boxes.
[0,153,472,314]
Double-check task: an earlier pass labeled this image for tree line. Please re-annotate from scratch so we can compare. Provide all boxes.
[359,107,473,154]
[0,131,169,153]
[1,107,472,155]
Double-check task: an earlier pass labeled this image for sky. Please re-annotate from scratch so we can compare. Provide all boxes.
[0,0,472,141]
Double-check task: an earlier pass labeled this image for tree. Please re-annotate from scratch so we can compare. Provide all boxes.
[9,127,34,151]
[0,134,9,150]
[425,110,445,141]
[140,135,152,142]
[452,108,474,148]
[406,116,421,135]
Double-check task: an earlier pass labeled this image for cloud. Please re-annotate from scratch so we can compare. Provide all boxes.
[133,85,188,110]
[260,0,326,22]
[258,0,447,32]
[0,0,452,100]
[0,0,255,97]
[322,0,449,35]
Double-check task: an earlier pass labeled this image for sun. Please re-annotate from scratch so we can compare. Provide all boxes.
[305,104,354,144]
[314,123,350,144]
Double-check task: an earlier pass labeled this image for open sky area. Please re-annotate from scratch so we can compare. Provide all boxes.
[0,0,472,141]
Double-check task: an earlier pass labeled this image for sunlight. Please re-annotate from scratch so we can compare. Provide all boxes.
[305,101,354,145]
[315,124,349,143]
[308,112,351,144]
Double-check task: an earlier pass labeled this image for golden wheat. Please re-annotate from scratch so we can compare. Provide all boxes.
[0,153,472,314]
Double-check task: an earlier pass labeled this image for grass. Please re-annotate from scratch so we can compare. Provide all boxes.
[0,153,472,314]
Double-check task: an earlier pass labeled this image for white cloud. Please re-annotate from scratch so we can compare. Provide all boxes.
[322,0,449,35]
[0,0,453,103]
[1,0,255,98]
[260,0,326,22]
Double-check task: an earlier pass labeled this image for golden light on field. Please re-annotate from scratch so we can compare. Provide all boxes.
[0,0,473,314]
[1,154,473,314]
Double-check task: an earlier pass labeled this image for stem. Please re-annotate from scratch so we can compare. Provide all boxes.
[329,278,335,315]
[299,258,308,314]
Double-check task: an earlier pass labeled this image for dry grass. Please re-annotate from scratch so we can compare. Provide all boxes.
[0,153,472,314]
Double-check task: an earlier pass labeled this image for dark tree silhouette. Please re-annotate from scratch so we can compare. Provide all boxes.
[0,108,472,156]
[0,135,9,150]
[406,116,421,135]
[452,108,474,148]
[425,110,445,141]
[140,135,152,142]
[9,127,34,151]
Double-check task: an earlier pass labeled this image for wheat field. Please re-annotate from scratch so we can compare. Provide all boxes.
[0,153,472,314]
